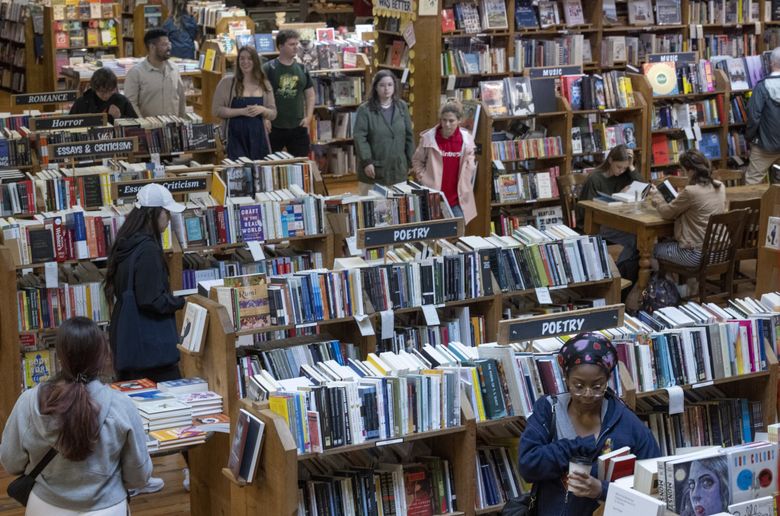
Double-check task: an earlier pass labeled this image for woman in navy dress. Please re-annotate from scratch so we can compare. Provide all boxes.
[212,46,277,160]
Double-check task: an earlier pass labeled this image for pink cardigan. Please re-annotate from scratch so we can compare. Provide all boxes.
[412,127,477,224]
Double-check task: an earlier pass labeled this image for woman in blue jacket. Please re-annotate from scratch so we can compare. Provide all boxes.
[518,333,660,515]
[163,0,198,59]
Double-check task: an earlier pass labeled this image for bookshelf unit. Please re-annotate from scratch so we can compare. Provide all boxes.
[121,2,168,58]
[756,185,780,297]
[0,0,36,93]
[630,67,731,180]
[42,4,123,92]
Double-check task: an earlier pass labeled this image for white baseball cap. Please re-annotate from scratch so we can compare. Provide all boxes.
[135,183,185,213]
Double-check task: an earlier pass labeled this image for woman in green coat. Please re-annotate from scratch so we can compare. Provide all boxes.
[353,70,415,194]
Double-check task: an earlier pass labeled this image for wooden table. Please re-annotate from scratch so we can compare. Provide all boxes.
[580,184,770,291]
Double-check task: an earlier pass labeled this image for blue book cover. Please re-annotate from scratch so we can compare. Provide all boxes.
[254,34,275,54]
[699,132,722,159]
[235,34,255,50]
[515,0,538,27]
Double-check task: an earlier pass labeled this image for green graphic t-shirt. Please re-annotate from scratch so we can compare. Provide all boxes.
[262,59,313,129]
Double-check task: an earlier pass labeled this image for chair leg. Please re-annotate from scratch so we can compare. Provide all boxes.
[698,271,706,303]
[724,261,735,298]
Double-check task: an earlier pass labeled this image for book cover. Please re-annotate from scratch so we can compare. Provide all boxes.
[672,453,729,515]
[404,465,435,516]
[515,0,538,27]
[441,9,456,32]
[228,409,250,479]
[238,408,265,483]
[563,0,585,25]
[180,301,209,353]
[238,204,264,242]
[110,378,157,393]
[765,217,780,249]
[627,0,654,25]
[480,81,508,116]
[538,1,560,27]
[254,34,275,54]
[24,350,53,389]
[725,443,776,504]
[506,77,535,116]
[656,0,682,24]
[481,0,508,29]
[28,228,55,263]
[698,132,722,159]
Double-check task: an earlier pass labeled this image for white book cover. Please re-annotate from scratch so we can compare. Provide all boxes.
[180,302,208,353]
[604,482,664,515]
[765,217,780,249]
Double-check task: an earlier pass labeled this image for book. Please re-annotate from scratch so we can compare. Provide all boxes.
[480,0,508,29]
[227,408,251,479]
[562,0,585,25]
[643,61,679,96]
[157,377,208,394]
[766,217,780,249]
[610,181,651,202]
[604,482,665,516]
[441,9,456,32]
[728,496,774,516]
[506,77,535,116]
[181,302,209,353]
[480,81,508,116]
[627,0,654,25]
[110,378,157,394]
[538,1,560,27]
[656,0,682,24]
[656,180,679,203]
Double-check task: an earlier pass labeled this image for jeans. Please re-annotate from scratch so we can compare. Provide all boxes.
[600,226,639,282]
[451,205,463,218]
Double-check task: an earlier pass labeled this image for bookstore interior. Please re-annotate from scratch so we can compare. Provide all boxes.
[1,0,780,514]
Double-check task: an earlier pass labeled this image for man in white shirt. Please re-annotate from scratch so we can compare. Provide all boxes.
[124,29,186,118]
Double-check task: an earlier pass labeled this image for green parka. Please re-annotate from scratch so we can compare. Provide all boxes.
[353,100,415,185]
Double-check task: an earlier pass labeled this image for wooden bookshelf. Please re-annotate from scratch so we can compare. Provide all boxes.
[755,185,780,298]
[122,2,168,58]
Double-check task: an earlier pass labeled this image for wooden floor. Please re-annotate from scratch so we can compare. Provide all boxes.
[0,454,191,515]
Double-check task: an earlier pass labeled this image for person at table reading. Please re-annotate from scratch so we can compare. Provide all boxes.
[517,333,660,516]
[578,145,642,282]
[650,149,726,267]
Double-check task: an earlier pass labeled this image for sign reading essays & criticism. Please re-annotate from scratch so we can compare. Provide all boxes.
[116,177,209,198]
[49,138,138,160]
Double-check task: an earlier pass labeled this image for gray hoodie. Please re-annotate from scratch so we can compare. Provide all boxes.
[746,73,780,152]
[0,380,152,511]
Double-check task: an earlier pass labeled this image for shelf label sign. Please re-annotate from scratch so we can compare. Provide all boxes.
[526,65,583,78]
[12,91,78,106]
[374,0,413,15]
[498,305,625,343]
[115,177,209,198]
[30,114,106,131]
[359,218,464,248]
[647,52,697,64]
[49,138,137,160]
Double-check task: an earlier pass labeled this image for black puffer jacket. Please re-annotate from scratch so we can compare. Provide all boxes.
[746,74,780,152]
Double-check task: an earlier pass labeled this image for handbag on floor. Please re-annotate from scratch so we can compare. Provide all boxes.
[7,447,57,506]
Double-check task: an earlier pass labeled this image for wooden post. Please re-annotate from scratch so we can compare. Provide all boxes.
[0,246,20,431]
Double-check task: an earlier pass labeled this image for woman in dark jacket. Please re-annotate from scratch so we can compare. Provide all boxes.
[163,0,198,59]
[69,68,137,123]
[104,183,185,383]
[518,333,660,516]
[353,69,414,194]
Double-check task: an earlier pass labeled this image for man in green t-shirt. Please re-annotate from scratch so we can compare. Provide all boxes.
[262,30,315,157]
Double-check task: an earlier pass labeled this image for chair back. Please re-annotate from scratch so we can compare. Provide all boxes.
[729,198,761,259]
[713,169,745,187]
[699,209,749,270]
[556,173,589,228]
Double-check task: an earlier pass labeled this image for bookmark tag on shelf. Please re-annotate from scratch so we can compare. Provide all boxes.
[355,314,375,337]
[381,310,394,340]
[535,287,552,305]
[45,262,58,289]
[665,386,684,415]
[247,241,265,261]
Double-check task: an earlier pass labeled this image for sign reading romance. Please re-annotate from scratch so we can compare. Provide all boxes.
[115,177,210,198]
[357,218,465,248]
[12,91,78,106]
[49,138,138,160]
[30,114,107,131]
[497,305,625,343]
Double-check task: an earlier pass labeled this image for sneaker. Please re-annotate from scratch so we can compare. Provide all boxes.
[183,468,190,492]
[129,477,165,497]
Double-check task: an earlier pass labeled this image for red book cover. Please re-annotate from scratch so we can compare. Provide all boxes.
[390,40,405,67]
[52,216,67,261]
[24,180,35,213]
[109,378,157,393]
[608,454,636,481]
[651,134,670,165]
[441,9,456,32]
[94,217,106,257]
[214,205,227,244]
[85,216,98,258]
[535,360,559,394]
[63,227,74,260]
[404,466,434,516]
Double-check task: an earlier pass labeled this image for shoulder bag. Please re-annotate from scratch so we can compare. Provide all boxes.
[113,248,180,371]
[501,397,558,516]
[7,447,57,506]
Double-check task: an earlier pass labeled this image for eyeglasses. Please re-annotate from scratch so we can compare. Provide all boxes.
[568,383,608,397]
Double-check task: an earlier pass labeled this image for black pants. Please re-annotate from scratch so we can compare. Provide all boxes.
[269,125,310,157]
[117,362,182,383]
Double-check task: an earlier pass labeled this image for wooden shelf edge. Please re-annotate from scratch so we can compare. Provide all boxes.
[221,467,248,487]
[177,344,202,357]
[636,369,773,399]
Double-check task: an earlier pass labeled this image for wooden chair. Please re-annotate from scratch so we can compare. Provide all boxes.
[713,168,746,187]
[729,198,761,291]
[657,209,749,303]
[556,173,589,228]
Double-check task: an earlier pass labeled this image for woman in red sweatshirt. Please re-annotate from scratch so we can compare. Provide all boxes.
[412,100,477,223]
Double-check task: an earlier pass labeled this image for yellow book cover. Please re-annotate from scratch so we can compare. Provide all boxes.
[203,48,216,71]
[622,76,635,106]
[86,28,99,47]
[209,171,226,205]
[367,353,389,375]
[161,225,172,250]
[469,367,487,421]
[24,350,53,389]
[269,395,291,424]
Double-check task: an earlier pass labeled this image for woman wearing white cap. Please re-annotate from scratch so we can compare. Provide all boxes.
[103,183,186,494]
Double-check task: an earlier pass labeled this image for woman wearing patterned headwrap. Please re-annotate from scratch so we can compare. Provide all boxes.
[517,333,660,515]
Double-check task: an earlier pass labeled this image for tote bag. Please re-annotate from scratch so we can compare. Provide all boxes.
[113,248,179,371]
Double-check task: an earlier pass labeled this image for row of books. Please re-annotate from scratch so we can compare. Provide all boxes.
[170,188,326,249]
[181,248,325,291]
[50,0,116,20]
[0,178,36,216]
[380,311,488,353]
[296,38,372,72]
[440,43,506,76]
[297,458,457,516]
[54,20,118,49]
[476,444,526,510]
[643,60,717,97]
[492,206,565,236]
[311,76,363,108]
[490,136,563,162]
[652,100,722,131]
[492,165,560,203]
[112,116,215,156]
[0,129,32,168]
[511,34,586,72]
[311,144,357,177]
[572,119,637,155]
[31,168,114,212]
[346,188,452,229]
[645,392,763,456]
[561,71,637,111]
[727,130,748,158]
[513,0,587,29]
[222,160,314,197]
[696,33,758,59]
[441,0,509,33]
[308,112,356,144]
[18,280,109,332]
